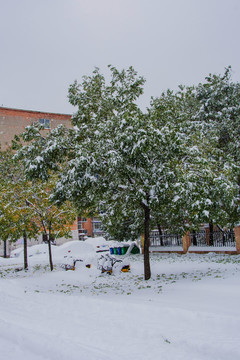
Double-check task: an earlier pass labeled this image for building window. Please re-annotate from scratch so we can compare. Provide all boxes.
[78,229,87,234]
[39,118,50,129]
[78,217,87,223]
[92,221,102,233]
[77,217,87,232]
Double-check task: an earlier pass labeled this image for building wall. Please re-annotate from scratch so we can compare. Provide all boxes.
[0,106,72,150]
[78,217,94,239]
[77,217,104,239]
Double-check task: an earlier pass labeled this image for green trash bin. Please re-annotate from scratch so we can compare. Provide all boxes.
[131,245,140,254]
[113,247,118,255]
[121,246,129,255]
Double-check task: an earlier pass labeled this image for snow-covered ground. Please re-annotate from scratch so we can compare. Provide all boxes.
[1,238,240,360]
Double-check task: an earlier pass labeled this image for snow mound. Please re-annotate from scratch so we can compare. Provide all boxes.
[84,236,107,245]
[10,244,49,258]
[54,240,96,260]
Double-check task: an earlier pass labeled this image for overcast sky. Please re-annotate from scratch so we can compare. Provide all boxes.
[0,0,240,114]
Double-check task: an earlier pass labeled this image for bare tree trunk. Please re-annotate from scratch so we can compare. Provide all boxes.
[48,224,53,271]
[142,203,151,280]
[157,223,164,246]
[3,240,7,258]
[41,219,54,271]
[48,238,53,271]
[23,231,28,270]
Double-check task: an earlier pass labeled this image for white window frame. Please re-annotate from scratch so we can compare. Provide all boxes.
[39,118,50,129]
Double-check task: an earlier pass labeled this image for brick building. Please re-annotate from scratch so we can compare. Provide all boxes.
[0,106,72,150]
[78,217,104,240]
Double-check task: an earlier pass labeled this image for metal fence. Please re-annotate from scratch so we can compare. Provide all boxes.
[150,229,236,248]
[190,230,236,247]
[150,231,183,247]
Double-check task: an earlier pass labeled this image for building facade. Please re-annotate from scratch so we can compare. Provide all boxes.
[78,217,104,240]
[0,106,72,150]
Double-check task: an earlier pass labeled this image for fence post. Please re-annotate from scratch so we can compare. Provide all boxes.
[182,232,190,254]
[234,226,240,254]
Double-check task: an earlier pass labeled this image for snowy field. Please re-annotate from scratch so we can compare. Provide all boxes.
[1,238,240,360]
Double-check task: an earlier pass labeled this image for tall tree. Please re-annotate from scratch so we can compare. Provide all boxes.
[0,150,39,265]
[15,66,216,279]
[195,67,240,227]
[25,177,77,271]
[0,150,76,270]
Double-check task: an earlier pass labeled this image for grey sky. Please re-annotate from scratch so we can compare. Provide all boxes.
[0,0,240,114]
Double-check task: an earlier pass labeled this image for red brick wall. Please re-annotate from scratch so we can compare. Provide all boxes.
[0,107,72,150]
[84,218,94,237]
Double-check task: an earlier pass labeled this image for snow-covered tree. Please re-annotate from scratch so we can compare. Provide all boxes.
[194,67,240,227]
[151,77,239,231]
[15,66,219,280]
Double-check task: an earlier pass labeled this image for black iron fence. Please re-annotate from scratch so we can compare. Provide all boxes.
[150,231,183,247]
[150,229,236,248]
[190,230,235,247]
